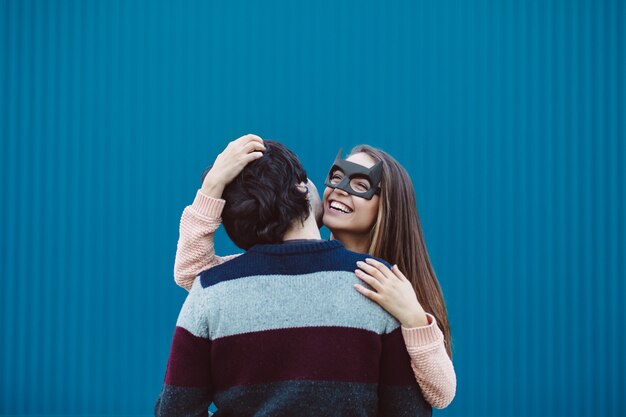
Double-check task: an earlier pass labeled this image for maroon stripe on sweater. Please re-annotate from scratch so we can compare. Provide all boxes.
[165,326,212,387]
[211,326,386,390]
[380,327,418,385]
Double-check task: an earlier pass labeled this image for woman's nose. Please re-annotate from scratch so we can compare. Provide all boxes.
[332,187,349,197]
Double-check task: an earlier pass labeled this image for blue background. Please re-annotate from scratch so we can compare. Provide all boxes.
[1,0,624,415]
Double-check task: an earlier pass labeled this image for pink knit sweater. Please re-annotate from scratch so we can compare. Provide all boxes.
[174,190,457,409]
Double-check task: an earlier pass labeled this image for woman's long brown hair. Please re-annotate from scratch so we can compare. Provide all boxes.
[350,145,453,358]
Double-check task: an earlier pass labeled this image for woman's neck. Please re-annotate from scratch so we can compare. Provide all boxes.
[330,230,371,254]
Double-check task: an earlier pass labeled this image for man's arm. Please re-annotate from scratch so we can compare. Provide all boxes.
[155,281,213,416]
[378,326,432,417]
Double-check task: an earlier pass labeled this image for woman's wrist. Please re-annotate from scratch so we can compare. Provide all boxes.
[400,309,430,328]
[200,173,226,198]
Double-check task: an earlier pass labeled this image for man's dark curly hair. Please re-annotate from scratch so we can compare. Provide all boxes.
[214,140,310,250]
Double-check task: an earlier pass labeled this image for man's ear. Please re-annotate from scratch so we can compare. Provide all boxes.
[303,179,323,228]
[295,182,309,194]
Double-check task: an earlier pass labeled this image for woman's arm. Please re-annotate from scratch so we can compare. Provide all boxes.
[174,134,265,291]
[354,259,457,409]
[400,313,457,409]
[174,190,240,290]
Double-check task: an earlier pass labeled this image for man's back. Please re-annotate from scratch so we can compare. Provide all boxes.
[157,240,431,417]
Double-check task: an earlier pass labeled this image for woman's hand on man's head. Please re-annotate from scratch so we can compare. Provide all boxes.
[201,134,266,198]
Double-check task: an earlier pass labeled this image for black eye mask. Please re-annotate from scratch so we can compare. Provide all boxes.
[324,148,383,200]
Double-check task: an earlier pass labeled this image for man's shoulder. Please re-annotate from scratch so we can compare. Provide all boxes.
[197,244,391,289]
[198,250,256,288]
[338,248,392,268]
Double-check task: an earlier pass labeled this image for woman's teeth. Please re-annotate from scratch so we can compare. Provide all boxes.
[330,201,353,214]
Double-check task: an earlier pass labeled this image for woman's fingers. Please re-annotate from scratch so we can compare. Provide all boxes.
[232,133,263,146]
[354,269,383,291]
[245,151,265,163]
[204,134,264,189]
[223,136,265,164]
[391,264,409,281]
[363,258,396,280]
[242,133,263,143]
[356,260,388,281]
[353,284,382,302]
[227,134,264,154]
[244,140,266,154]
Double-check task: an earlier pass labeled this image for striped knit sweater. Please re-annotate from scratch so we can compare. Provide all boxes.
[156,240,432,417]
[172,190,457,409]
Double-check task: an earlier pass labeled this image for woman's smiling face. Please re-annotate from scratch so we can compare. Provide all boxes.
[322,152,381,235]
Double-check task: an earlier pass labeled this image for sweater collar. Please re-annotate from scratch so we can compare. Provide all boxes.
[248,239,343,255]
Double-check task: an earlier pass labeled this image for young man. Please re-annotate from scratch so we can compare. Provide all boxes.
[155,140,431,417]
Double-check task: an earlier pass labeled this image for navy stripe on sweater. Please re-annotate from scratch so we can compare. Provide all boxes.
[200,240,391,289]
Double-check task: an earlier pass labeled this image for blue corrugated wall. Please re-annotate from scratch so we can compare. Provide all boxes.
[1,0,624,415]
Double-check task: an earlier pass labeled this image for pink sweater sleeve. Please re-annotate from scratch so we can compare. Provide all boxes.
[401,313,457,409]
[173,190,241,291]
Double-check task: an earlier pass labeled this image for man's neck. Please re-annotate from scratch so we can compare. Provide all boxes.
[282,215,322,241]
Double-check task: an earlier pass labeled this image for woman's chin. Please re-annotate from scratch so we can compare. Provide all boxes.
[323,212,355,233]
[322,212,343,229]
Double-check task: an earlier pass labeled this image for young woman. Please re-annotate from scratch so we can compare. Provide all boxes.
[174,134,456,409]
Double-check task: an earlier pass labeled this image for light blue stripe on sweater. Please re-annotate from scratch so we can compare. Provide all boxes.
[177,271,399,340]
[175,278,211,338]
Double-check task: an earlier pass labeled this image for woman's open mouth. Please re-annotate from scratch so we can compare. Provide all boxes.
[328,199,354,214]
